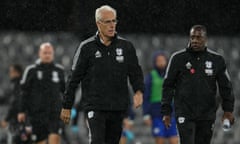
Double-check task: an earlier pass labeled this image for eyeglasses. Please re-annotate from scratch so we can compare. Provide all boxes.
[99,19,118,25]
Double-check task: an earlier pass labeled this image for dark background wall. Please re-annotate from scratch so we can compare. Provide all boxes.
[1,0,240,37]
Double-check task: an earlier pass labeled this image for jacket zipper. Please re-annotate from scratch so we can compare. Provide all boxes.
[107,50,112,110]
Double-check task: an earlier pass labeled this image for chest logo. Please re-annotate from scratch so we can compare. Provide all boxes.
[178,117,185,124]
[185,62,192,69]
[116,48,124,63]
[205,61,212,68]
[205,61,213,76]
[37,71,43,80]
[52,71,60,83]
[88,111,94,119]
[116,56,124,63]
[205,69,213,76]
[116,48,123,56]
[95,50,102,58]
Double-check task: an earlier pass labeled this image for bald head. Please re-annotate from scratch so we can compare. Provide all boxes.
[190,25,207,37]
[39,42,54,63]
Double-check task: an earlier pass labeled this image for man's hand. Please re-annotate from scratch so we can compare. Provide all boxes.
[60,108,71,124]
[222,112,234,125]
[163,115,171,128]
[133,91,143,108]
[123,118,134,130]
[17,113,26,123]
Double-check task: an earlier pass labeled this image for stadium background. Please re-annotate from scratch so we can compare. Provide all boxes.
[0,0,240,144]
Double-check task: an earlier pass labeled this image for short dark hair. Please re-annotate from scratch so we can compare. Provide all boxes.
[10,64,23,75]
[190,25,207,36]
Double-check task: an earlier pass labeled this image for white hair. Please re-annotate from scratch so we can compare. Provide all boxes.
[95,5,117,22]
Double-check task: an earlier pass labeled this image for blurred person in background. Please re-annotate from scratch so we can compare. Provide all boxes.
[0,64,32,144]
[17,43,65,144]
[143,51,178,144]
[161,25,235,144]
[0,64,23,106]
[60,5,144,144]
[0,64,23,128]
[120,107,135,144]
[70,103,82,133]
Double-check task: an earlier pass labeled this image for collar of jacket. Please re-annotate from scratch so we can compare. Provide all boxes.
[95,31,118,47]
[35,59,54,68]
[186,47,207,55]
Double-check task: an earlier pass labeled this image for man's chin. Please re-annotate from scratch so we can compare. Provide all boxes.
[107,34,115,38]
[191,46,201,51]
[42,60,52,64]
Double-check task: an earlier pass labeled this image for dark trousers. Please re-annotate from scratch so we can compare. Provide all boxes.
[177,118,215,144]
[85,110,125,144]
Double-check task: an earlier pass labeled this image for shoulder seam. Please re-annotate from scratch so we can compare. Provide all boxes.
[72,36,95,70]
[164,49,186,78]
[171,49,186,57]
[20,64,36,84]
[81,36,95,46]
[207,48,221,56]
[55,63,64,70]
[117,36,127,41]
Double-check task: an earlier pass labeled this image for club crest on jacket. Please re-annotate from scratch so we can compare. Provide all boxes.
[52,71,60,83]
[37,70,43,80]
[95,50,102,58]
[185,62,192,69]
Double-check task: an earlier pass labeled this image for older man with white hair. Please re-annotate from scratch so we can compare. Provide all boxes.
[60,5,144,144]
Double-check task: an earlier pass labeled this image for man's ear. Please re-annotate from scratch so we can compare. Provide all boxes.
[204,38,208,47]
[96,21,100,27]
[38,50,41,57]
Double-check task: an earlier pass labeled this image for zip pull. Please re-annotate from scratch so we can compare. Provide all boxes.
[108,52,110,56]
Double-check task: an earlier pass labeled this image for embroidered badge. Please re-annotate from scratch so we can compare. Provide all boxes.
[37,71,43,80]
[52,71,60,83]
[185,62,192,69]
[95,50,102,58]
[116,48,123,56]
[178,117,185,124]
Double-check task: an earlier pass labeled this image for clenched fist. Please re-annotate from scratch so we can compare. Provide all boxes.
[133,90,143,108]
[163,115,171,129]
[60,108,71,124]
[222,112,234,125]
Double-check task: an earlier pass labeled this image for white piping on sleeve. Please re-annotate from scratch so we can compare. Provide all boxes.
[71,37,95,71]
[20,65,36,84]
[86,119,92,144]
[164,49,186,79]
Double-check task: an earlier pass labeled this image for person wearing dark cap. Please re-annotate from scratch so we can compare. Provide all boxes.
[161,25,235,144]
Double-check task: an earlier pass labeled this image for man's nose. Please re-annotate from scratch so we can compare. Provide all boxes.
[192,38,198,43]
[109,24,115,28]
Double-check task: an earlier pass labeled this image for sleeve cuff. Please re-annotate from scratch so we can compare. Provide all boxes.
[62,102,73,109]
[135,89,144,94]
